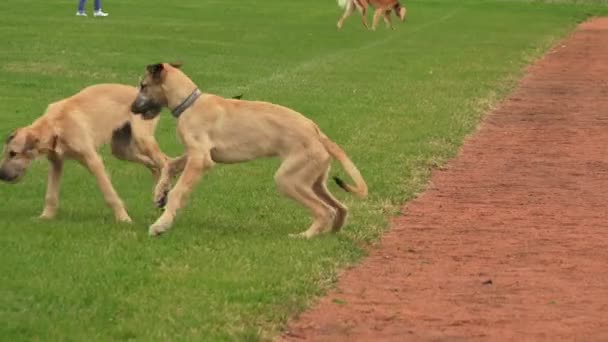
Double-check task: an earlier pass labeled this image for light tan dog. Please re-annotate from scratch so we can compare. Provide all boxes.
[337,0,407,30]
[0,84,169,222]
[130,63,368,238]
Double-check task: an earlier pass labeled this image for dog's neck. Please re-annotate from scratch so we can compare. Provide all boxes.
[28,120,59,155]
[171,88,201,118]
[165,74,201,115]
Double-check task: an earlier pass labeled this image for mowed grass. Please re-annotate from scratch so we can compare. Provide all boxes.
[1,0,607,340]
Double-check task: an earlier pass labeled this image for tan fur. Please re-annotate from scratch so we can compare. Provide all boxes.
[0,84,170,222]
[131,63,368,238]
[337,0,407,31]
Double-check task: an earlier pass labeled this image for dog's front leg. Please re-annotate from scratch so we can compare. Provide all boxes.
[149,153,212,236]
[372,8,383,30]
[153,154,188,208]
[40,154,63,219]
[80,151,132,223]
[135,137,171,205]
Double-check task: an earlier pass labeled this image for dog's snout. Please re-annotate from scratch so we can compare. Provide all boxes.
[131,101,143,114]
[130,93,148,114]
[0,168,14,182]
[131,95,162,120]
[131,105,140,114]
[0,165,22,183]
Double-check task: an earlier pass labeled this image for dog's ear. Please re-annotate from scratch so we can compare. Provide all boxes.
[24,133,39,151]
[169,62,183,69]
[5,130,17,144]
[146,63,164,79]
[50,135,62,154]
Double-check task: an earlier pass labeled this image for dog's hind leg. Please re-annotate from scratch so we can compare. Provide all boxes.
[79,150,132,223]
[313,167,349,232]
[275,154,336,239]
[40,154,63,219]
[354,0,369,29]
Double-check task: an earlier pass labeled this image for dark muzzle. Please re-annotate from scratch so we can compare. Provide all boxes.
[130,97,162,119]
[0,168,17,183]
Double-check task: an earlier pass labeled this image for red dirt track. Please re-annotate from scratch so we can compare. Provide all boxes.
[284,18,608,341]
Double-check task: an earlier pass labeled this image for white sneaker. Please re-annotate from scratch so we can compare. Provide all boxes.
[76,11,87,16]
[93,10,109,17]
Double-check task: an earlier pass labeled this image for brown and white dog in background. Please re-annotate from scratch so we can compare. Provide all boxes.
[337,0,407,30]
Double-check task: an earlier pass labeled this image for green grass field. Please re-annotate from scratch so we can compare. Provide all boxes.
[1,0,607,340]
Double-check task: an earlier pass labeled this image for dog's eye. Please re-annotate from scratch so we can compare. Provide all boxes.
[8,151,17,158]
[140,83,147,90]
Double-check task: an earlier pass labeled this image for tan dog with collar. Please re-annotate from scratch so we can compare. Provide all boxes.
[0,84,169,222]
[130,63,368,238]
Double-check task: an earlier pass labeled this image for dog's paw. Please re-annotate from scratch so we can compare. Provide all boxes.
[39,212,56,220]
[149,221,171,236]
[118,216,133,224]
[149,227,164,237]
[288,232,309,239]
[116,212,133,223]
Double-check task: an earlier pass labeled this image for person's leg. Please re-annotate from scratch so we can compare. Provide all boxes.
[93,0,109,16]
[77,0,86,12]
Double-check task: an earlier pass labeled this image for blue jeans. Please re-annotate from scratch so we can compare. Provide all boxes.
[78,0,102,12]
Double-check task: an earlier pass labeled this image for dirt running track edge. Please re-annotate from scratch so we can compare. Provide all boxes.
[283,17,608,341]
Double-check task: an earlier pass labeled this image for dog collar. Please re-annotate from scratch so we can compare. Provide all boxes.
[171,88,201,118]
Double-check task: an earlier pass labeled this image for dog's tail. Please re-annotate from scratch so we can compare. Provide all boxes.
[319,132,368,198]
[337,0,350,9]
